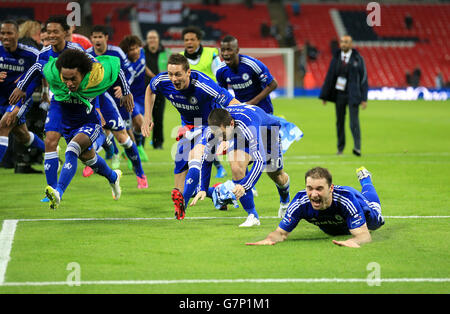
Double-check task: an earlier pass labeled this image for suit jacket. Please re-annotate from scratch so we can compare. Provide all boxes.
[319,48,368,105]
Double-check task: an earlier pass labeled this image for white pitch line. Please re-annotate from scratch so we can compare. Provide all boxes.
[1,277,449,287]
[0,220,18,285]
[15,216,450,222]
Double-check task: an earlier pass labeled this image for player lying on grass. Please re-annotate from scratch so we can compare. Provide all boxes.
[42,49,134,209]
[247,166,385,247]
[190,106,291,227]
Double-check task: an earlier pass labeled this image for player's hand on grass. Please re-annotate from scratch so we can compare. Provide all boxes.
[190,191,206,206]
[9,87,26,105]
[120,93,134,112]
[332,239,361,248]
[246,238,276,246]
[232,184,245,199]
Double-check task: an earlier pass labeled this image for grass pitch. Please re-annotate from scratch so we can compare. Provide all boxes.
[0,97,449,294]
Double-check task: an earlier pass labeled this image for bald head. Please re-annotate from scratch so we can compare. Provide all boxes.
[340,35,353,52]
[146,29,160,52]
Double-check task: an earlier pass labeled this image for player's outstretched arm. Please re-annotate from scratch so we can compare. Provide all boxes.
[246,227,290,246]
[332,223,372,248]
[142,85,155,137]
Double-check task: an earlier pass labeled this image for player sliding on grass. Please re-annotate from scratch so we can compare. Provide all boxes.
[247,166,385,247]
[141,54,240,220]
[190,106,291,227]
[42,49,134,209]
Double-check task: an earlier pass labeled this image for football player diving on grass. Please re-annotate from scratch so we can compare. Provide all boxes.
[246,166,385,247]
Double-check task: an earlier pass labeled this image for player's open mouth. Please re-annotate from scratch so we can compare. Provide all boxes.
[311,199,322,207]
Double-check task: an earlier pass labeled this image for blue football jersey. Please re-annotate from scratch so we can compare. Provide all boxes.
[150,70,235,126]
[0,42,40,105]
[128,48,147,102]
[279,185,372,235]
[200,104,281,192]
[57,96,101,131]
[216,54,275,114]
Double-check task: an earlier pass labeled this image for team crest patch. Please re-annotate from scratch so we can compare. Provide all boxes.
[242,73,250,81]
[189,96,198,105]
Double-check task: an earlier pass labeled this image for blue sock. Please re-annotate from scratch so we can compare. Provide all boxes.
[233,178,258,218]
[0,136,8,162]
[183,159,201,206]
[276,175,290,204]
[360,177,380,204]
[134,131,143,146]
[102,133,115,159]
[206,187,215,198]
[85,153,117,183]
[122,138,144,177]
[56,145,80,198]
[44,151,59,188]
[25,132,44,152]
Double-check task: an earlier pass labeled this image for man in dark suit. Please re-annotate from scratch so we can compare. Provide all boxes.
[319,35,368,156]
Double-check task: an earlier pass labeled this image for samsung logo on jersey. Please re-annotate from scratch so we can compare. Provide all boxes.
[231,79,253,90]
[0,63,25,72]
[64,97,94,105]
[171,101,200,111]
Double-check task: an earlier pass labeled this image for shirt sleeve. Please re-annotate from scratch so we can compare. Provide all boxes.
[336,191,367,230]
[16,59,43,91]
[235,120,264,191]
[113,69,131,96]
[212,85,235,108]
[254,59,274,89]
[278,192,305,232]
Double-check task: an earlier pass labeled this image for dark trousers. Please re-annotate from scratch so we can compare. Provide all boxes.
[152,94,165,149]
[335,92,361,152]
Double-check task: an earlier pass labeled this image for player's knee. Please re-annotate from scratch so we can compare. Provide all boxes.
[119,136,133,148]
[114,130,129,144]
[12,126,30,144]
[44,132,60,150]
[230,162,246,180]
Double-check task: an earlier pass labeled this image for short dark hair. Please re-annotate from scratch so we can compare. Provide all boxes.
[1,20,19,32]
[208,108,233,127]
[119,35,142,54]
[221,35,238,44]
[46,15,70,31]
[91,25,109,36]
[168,54,190,72]
[182,25,203,40]
[56,49,93,77]
[304,167,333,187]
